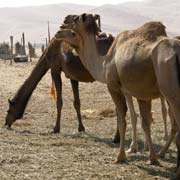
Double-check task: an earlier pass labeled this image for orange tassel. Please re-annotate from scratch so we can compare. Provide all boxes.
[50,83,56,102]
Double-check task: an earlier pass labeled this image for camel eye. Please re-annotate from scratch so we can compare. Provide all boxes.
[72,32,76,37]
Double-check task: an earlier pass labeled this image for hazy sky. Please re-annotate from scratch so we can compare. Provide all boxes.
[0,0,144,7]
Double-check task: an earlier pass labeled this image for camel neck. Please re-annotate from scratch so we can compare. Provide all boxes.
[79,34,107,83]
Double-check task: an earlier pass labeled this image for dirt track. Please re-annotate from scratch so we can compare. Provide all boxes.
[0,60,177,180]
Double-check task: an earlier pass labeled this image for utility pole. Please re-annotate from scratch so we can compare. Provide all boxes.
[45,38,48,48]
[10,36,13,65]
[22,32,26,55]
[48,21,51,44]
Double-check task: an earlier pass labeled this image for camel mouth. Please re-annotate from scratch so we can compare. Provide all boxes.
[55,29,77,41]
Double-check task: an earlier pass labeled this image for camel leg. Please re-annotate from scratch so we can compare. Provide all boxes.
[125,95,138,153]
[175,132,180,180]
[143,111,153,152]
[137,99,159,165]
[165,100,180,179]
[108,86,127,163]
[113,108,120,143]
[51,71,63,133]
[158,106,176,158]
[160,96,168,141]
[70,79,85,132]
[152,54,180,177]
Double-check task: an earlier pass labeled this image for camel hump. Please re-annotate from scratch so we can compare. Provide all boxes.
[133,21,167,42]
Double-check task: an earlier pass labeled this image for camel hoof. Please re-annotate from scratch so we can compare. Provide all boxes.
[114,158,127,164]
[4,125,12,130]
[113,136,120,144]
[78,126,85,132]
[147,159,160,166]
[53,127,60,134]
[171,175,180,180]
[143,146,149,152]
[163,135,168,141]
[157,151,165,158]
[126,147,137,154]
[115,152,127,164]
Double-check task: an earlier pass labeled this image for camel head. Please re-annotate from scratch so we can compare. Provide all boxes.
[55,29,80,49]
[61,13,101,36]
[5,99,24,128]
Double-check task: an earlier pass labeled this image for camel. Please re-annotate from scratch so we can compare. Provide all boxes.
[5,34,114,134]
[4,32,170,155]
[155,36,180,158]
[5,16,173,157]
[55,13,180,179]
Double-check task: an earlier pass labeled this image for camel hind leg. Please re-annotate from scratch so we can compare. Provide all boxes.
[125,95,138,153]
[158,106,176,158]
[160,96,168,141]
[113,95,139,153]
[70,79,85,132]
[113,108,120,143]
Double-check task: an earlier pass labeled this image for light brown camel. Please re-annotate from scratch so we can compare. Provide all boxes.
[5,35,114,134]
[60,15,173,155]
[157,35,180,158]
[55,13,180,179]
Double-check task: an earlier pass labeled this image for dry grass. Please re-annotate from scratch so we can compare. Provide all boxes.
[0,60,177,180]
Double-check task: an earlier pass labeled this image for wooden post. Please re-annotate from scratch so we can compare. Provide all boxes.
[45,38,48,48]
[22,32,26,55]
[10,36,13,65]
[48,21,51,44]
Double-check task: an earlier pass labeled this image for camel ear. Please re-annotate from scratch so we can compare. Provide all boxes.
[81,13,86,22]
[8,99,13,106]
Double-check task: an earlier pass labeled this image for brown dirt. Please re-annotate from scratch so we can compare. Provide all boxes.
[0,60,176,180]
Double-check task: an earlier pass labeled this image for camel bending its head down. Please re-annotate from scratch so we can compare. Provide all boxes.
[55,13,180,179]
[5,34,114,134]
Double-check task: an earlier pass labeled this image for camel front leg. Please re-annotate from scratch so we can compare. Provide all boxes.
[137,99,159,165]
[70,79,85,132]
[51,71,63,133]
[125,94,138,153]
[160,96,168,141]
[108,86,127,163]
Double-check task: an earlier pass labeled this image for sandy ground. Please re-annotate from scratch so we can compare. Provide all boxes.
[0,59,177,180]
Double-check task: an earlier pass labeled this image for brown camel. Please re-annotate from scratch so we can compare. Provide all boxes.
[5,15,174,157]
[55,13,180,179]
[5,34,114,134]
[157,36,180,158]
[5,31,170,155]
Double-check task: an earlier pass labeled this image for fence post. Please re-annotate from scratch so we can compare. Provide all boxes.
[10,36,13,65]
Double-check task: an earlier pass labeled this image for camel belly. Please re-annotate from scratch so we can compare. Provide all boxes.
[62,58,94,82]
[115,45,160,100]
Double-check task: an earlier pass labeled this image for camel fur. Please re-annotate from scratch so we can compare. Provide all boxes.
[55,14,180,179]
